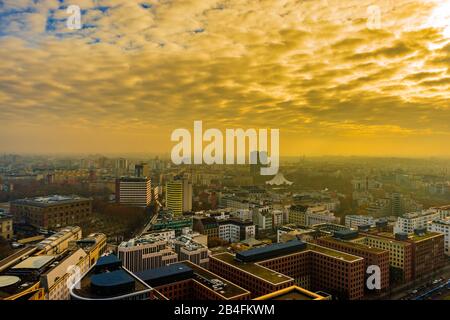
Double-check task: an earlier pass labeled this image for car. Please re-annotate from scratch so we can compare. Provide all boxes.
[411,290,418,294]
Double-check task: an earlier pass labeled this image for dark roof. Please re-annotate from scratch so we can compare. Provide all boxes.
[333,230,359,240]
[290,205,309,212]
[136,263,194,287]
[95,255,121,268]
[218,218,253,226]
[235,240,307,262]
[91,270,134,288]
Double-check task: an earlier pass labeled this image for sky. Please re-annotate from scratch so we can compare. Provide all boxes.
[0,0,449,157]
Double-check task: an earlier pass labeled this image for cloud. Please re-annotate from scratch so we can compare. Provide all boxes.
[0,0,449,156]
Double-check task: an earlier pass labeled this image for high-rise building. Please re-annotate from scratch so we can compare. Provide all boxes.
[115,177,151,207]
[165,178,192,215]
[114,158,128,176]
[391,193,402,216]
[166,181,182,215]
[182,179,192,212]
[135,163,149,178]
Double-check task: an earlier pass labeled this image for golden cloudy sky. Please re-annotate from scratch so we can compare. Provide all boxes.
[0,0,449,156]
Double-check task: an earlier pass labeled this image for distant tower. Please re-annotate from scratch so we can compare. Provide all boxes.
[135,163,149,178]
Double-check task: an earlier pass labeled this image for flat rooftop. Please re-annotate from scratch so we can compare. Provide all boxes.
[364,231,442,243]
[322,236,386,254]
[118,234,168,248]
[136,262,250,299]
[432,219,450,226]
[11,195,90,207]
[402,209,440,219]
[212,252,294,285]
[187,262,250,299]
[236,240,307,262]
[409,231,443,242]
[11,255,55,270]
[306,243,362,262]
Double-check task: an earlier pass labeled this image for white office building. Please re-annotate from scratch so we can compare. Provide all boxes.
[218,219,256,243]
[394,209,441,234]
[232,209,253,221]
[306,206,340,226]
[345,215,376,228]
[428,219,450,256]
[252,206,273,230]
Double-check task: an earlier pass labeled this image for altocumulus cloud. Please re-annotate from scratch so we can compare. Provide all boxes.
[0,0,449,156]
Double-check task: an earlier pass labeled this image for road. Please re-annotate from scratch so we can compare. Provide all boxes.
[382,261,450,300]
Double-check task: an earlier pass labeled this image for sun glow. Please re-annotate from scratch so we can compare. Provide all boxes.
[427,1,450,38]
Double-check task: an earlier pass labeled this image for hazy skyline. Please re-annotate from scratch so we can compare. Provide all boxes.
[0,0,449,157]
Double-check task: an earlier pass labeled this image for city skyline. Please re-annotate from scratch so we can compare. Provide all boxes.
[1,0,450,156]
